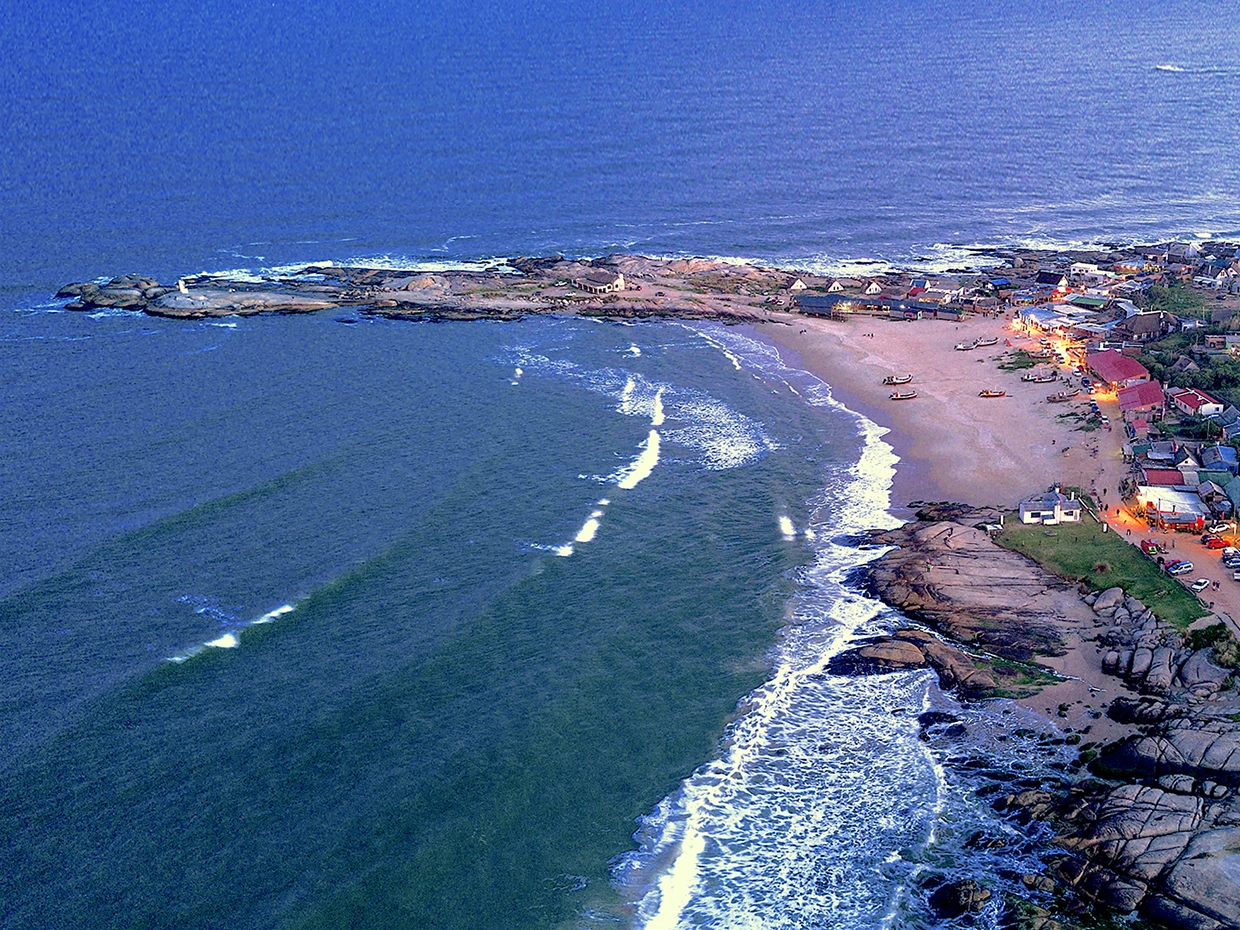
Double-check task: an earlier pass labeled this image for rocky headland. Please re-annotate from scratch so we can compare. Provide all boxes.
[55,256,802,323]
[833,512,1240,930]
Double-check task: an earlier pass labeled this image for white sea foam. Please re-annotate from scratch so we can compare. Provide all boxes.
[620,325,969,929]
[614,430,661,490]
[251,604,295,625]
[651,388,665,427]
[778,516,796,538]
[575,518,601,543]
[627,344,642,357]
[206,632,239,649]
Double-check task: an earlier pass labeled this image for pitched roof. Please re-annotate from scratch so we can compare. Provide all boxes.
[1167,386,1223,412]
[1035,271,1068,286]
[1087,349,1149,384]
[1118,380,1165,411]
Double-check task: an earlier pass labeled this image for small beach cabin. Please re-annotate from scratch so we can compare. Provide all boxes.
[1018,490,1083,525]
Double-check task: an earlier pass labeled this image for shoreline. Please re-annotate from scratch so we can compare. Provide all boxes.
[757,313,1240,929]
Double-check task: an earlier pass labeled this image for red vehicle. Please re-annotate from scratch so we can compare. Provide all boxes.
[1202,535,1228,550]
[1140,539,1165,556]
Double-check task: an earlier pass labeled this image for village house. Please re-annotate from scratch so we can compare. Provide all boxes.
[1117,380,1165,420]
[1018,490,1083,525]
[826,278,863,293]
[1167,386,1224,418]
[1110,311,1179,343]
[1035,270,1069,291]
[1087,349,1150,389]
[574,270,625,294]
[1201,443,1240,476]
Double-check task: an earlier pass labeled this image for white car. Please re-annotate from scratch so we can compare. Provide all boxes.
[1209,523,1231,535]
[1190,578,1211,593]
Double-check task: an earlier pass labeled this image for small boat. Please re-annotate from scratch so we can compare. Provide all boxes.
[889,390,918,401]
[883,374,913,385]
[1028,349,1054,359]
[1047,389,1081,402]
[978,389,1006,398]
[975,336,999,347]
[955,341,977,351]
[1021,370,1058,383]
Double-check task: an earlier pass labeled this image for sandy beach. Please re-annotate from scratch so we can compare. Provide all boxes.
[757,312,1131,515]
[755,311,1185,738]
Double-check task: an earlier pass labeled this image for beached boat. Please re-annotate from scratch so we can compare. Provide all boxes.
[975,336,999,347]
[883,374,913,385]
[889,390,918,400]
[954,341,977,351]
[978,389,1006,398]
[1021,370,1058,383]
[1047,389,1080,402]
[1028,349,1054,359]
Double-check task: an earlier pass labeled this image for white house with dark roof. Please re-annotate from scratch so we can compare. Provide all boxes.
[1019,490,1083,525]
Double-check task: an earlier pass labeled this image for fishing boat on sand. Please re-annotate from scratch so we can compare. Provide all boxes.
[883,374,913,385]
[1028,349,1054,359]
[889,390,918,400]
[975,336,999,347]
[955,341,977,351]
[1021,370,1058,383]
[978,389,1006,398]
[1047,389,1081,402]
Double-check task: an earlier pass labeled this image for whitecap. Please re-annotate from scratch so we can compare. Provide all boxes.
[613,430,660,490]
[206,632,239,649]
[575,518,601,543]
[251,604,295,625]
[778,516,796,538]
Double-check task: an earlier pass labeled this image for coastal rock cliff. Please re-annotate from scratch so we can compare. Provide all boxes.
[851,517,1240,929]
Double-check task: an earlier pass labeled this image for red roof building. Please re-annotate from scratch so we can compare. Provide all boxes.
[1142,468,1186,487]
[1166,387,1224,417]
[1117,380,1165,416]
[1087,349,1150,389]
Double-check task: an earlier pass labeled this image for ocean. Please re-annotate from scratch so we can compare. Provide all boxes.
[1,1,1236,927]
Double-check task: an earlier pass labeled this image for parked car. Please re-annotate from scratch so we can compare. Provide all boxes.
[1224,557,1240,570]
[1203,536,1228,550]
[1167,561,1195,575]
[1209,523,1231,535]
[1190,578,1211,593]
[1223,546,1239,559]
[1140,539,1165,556]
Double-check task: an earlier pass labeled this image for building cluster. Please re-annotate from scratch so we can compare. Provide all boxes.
[792,240,1240,322]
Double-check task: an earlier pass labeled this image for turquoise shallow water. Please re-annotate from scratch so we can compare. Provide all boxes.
[0,311,878,928]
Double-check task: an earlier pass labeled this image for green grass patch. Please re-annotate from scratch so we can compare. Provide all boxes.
[998,350,1037,371]
[995,517,1209,628]
[983,659,1061,699]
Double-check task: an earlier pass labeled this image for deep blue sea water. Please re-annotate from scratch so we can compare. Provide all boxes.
[2,1,1238,928]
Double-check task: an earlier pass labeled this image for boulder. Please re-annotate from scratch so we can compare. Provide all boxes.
[1159,827,1240,928]
[928,879,991,919]
[1179,650,1230,691]
[1145,647,1176,694]
[1094,587,1126,613]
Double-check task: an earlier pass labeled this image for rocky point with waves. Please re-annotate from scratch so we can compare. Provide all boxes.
[832,508,1240,930]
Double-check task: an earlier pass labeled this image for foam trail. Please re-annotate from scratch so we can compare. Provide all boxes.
[575,518,601,543]
[651,388,665,426]
[251,604,295,625]
[554,544,573,557]
[615,430,661,490]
